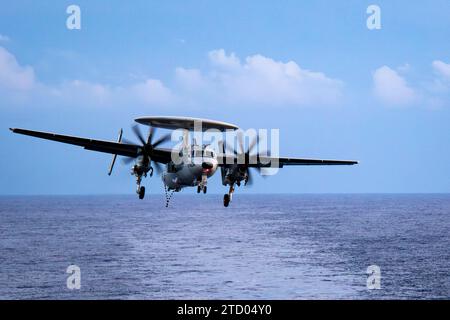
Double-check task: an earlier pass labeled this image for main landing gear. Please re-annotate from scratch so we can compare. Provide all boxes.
[136,175,146,200]
[223,184,235,207]
[138,186,146,199]
[135,171,147,200]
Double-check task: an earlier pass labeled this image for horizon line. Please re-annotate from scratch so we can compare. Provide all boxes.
[1,192,449,197]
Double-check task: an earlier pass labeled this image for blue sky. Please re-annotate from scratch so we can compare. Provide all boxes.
[1,0,449,195]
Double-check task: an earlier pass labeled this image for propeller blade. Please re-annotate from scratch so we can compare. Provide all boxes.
[152,133,171,148]
[132,125,146,146]
[147,126,155,145]
[153,161,163,175]
[108,154,118,176]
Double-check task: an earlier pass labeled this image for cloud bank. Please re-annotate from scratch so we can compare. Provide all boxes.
[373,61,450,108]
[0,47,35,91]
[0,47,343,109]
[176,49,344,106]
[2,46,448,110]
[432,60,450,80]
[373,66,416,106]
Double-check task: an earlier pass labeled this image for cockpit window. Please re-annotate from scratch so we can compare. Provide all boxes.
[204,150,214,157]
[191,148,214,158]
[191,149,202,157]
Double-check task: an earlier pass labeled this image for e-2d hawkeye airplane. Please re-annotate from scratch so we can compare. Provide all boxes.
[10,116,358,207]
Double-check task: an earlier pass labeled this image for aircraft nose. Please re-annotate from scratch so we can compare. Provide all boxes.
[202,162,214,169]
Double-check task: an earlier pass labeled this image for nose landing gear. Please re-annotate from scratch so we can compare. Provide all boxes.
[197,173,208,194]
[197,185,207,194]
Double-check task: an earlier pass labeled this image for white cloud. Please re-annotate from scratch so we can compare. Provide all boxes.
[208,49,241,69]
[47,79,175,107]
[4,46,449,110]
[373,62,450,109]
[373,66,416,106]
[432,60,450,80]
[0,47,35,91]
[175,67,206,92]
[397,63,411,74]
[177,49,344,106]
[51,80,112,105]
[0,47,342,109]
[427,60,450,106]
[128,79,174,105]
[0,46,174,108]
[3,45,449,111]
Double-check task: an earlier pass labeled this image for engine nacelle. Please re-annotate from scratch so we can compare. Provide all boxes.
[221,165,247,186]
[131,164,151,176]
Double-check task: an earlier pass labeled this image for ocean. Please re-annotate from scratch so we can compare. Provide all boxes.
[0,194,448,299]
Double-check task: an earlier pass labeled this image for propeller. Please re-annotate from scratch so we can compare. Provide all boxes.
[225,131,269,185]
[122,124,171,175]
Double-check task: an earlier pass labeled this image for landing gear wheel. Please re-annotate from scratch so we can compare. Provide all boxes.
[138,186,146,200]
[203,186,207,194]
[223,194,230,207]
[197,185,201,193]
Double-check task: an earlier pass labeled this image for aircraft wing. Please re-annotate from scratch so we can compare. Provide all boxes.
[9,128,173,163]
[260,156,358,167]
[218,154,358,167]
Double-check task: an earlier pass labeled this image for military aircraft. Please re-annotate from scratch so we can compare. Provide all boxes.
[10,116,358,207]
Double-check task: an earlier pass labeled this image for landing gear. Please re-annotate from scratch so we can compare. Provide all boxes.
[197,173,208,194]
[223,184,235,207]
[138,186,145,200]
[135,174,146,200]
[197,184,207,194]
[223,194,230,207]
